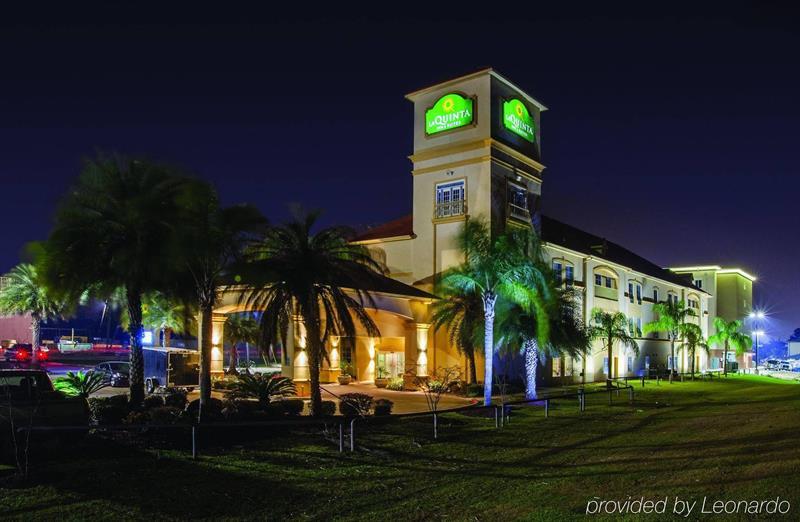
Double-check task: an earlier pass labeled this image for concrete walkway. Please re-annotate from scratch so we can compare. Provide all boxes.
[320,382,474,414]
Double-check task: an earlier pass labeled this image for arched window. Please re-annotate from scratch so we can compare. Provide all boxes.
[593,267,619,301]
[627,279,643,305]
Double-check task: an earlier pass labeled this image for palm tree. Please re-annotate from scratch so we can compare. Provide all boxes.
[227,373,296,408]
[708,317,752,376]
[643,300,696,379]
[41,155,193,407]
[440,219,550,406]
[498,286,590,399]
[240,211,382,416]
[587,309,638,386]
[174,180,266,419]
[120,291,194,347]
[0,263,65,366]
[681,323,708,378]
[430,282,482,384]
[224,313,259,374]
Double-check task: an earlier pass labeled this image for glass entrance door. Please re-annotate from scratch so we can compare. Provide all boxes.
[376,351,405,378]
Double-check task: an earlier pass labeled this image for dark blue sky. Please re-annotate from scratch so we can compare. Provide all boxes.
[1,2,797,338]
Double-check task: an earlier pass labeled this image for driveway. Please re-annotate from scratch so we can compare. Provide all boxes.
[320,382,474,414]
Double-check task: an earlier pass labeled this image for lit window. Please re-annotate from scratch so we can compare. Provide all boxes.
[552,357,562,377]
[435,180,466,219]
[508,183,529,220]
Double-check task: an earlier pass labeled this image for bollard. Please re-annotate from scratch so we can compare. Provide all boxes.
[545,399,549,418]
[350,418,357,452]
[641,375,645,388]
[495,406,499,428]
[608,390,613,406]
[433,413,438,440]
[616,388,620,397]
[192,426,197,459]
[339,423,344,453]
[629,387,634,402]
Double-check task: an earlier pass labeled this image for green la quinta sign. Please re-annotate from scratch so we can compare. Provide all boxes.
[503,98,535,142]
[425,93,474,135]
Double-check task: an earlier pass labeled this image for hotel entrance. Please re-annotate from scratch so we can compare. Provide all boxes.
[376,350,405,379]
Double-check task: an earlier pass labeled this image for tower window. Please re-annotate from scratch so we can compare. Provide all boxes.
[507,183,529,220]
[435,180,466,219]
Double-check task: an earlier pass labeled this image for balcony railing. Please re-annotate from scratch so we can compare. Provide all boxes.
[508,203,530,221]
[434,199,466,219]
[594,285,618,301]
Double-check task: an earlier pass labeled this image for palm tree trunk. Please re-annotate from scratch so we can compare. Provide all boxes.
[607,340,613,388]
[126,290,145,407]
[690,348,695,379]
[198,303,213,421]
[670,338,675,383]
[723,340,729,376]
[467,349,477,384]
[482,292,497,407]
[164,329,171,348]
[30,314,41,369]
[523,339,538,400]
[228,341,239,375]
[160,327,166,348]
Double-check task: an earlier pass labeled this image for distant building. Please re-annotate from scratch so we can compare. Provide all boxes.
[788,341,800,358]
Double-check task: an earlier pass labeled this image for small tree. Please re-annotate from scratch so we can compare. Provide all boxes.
[415,366,460,439]
[430,283,482,384]
[587,309,638,387]
[708,317,752,376]
[0,263,65,366]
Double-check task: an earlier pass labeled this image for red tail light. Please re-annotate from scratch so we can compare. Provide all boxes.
[36,350,48,361]
[16,349,30,361]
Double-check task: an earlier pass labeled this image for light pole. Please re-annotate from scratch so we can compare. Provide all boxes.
[748,311,765,374]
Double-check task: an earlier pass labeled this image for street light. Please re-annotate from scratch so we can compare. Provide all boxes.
[749,311,765,320]
[753,329,764,374]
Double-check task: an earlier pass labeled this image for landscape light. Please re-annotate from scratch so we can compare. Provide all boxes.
[749,311,765,319]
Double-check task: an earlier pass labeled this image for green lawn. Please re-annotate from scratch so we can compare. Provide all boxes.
[2,375,799,521]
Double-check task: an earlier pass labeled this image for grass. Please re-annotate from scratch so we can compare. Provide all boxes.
[1,374,799,521]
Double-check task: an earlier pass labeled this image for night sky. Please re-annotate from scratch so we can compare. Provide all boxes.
[1,3,798,338]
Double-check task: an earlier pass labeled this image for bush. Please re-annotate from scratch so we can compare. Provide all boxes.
[227,374,296,407]
[161,388,188,410]
[320,400,336,416]
[465,384,483,397]
[88,395,129,425]
[148,406,181,425]
[339,393,373,416]
[186,397,225,421]
[386,377,405,391]
[143,395,165,409]
[374,398,393,416]
[280,398,305,416]
[122,411,149,425]
[221,399,261,420]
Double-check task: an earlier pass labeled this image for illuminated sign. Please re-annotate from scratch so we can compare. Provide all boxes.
[503,98,535,142]
[425,93,474,135]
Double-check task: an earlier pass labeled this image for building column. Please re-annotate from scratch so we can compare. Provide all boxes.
[211,313,226,374]
[404,322,430,379]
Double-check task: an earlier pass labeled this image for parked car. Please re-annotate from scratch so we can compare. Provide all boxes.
[0,369,90,460]
[779,361,791,371]
[1,343,50,366]
[90,361,130,387]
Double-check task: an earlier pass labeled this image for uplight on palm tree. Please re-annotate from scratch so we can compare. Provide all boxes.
[0,262,65,366]
[587,308,638,386]
[440,219,550,406]
[708,317,752,376]
[681,323,708,378]
[240,210,382,416]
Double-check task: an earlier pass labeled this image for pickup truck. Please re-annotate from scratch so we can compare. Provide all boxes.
[0,369,90,459]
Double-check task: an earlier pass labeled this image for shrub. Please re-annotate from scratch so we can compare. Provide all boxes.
[280,398,305,416]
[143,395,165,409]
[227,374,296,407]
[162,388,188,410]
[339,361,355,378]
[186,397,225,420]
[320,400,336,416]
[122,411,149,425]
[148,406,181,425]
[88,396,128,425]
[339,393,373,416]
[386,377,405,391]
[53,371,108,398]
[465,384,483,397]
[374,398,393,416]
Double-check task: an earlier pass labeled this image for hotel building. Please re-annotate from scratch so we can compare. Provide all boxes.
[212,69,754,387]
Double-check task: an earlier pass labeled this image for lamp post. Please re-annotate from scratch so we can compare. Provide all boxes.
[748,311,765,374]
